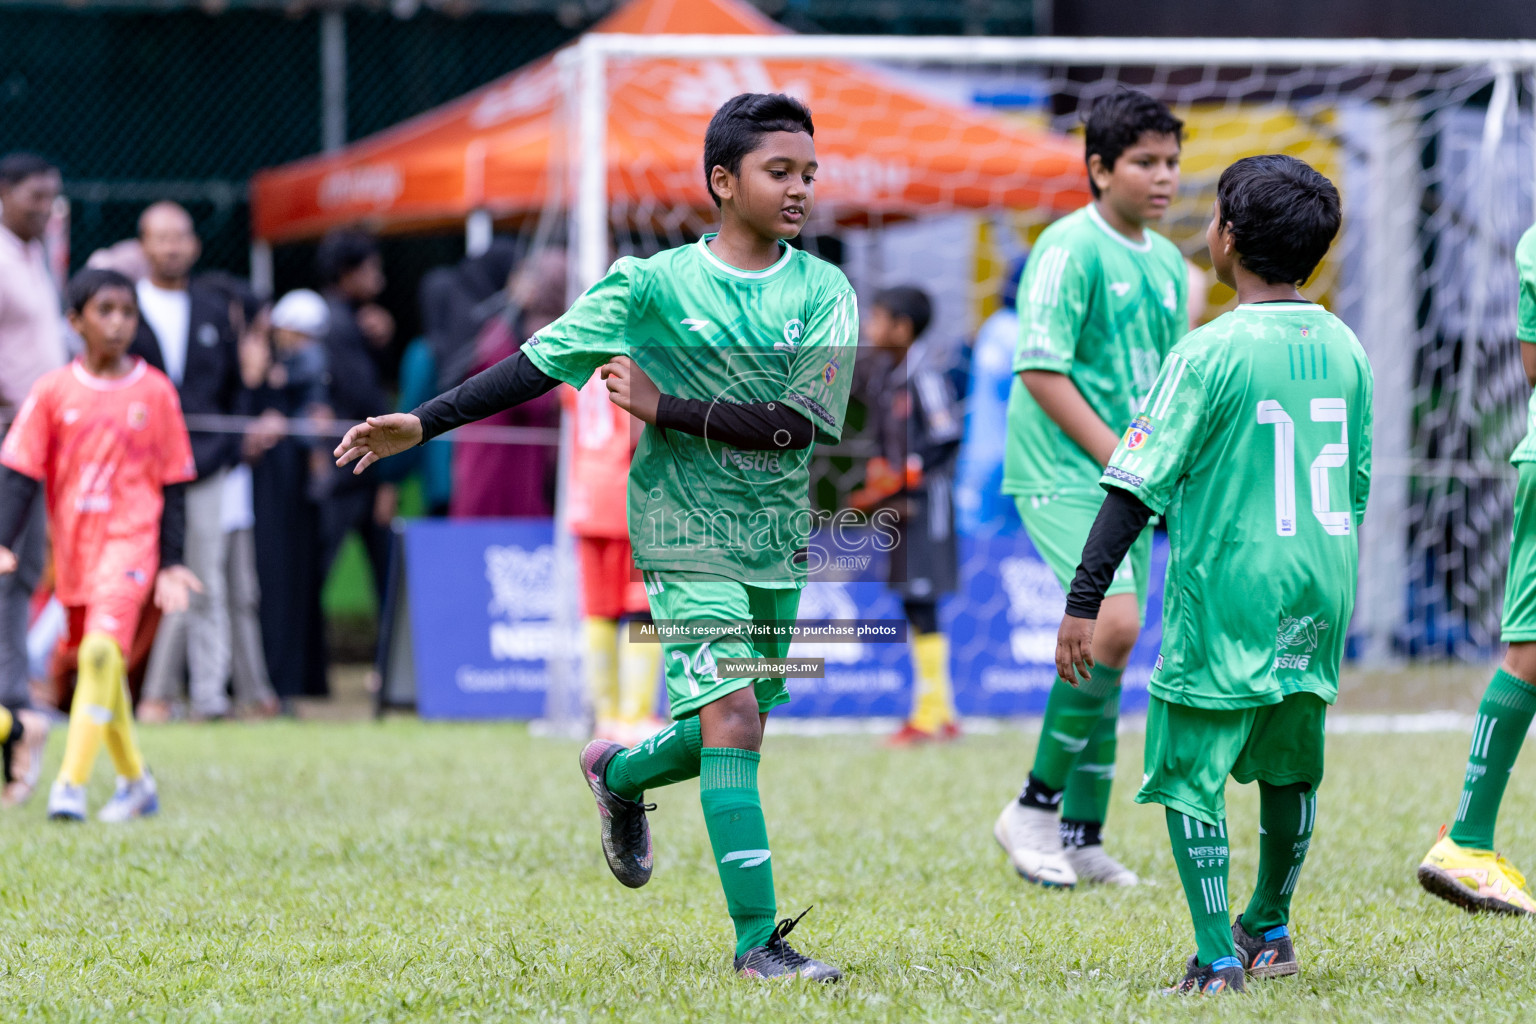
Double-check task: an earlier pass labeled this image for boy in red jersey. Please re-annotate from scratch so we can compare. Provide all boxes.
[0,268,199,822]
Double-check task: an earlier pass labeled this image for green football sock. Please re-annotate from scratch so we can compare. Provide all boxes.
[1448,668,1536,850]
[604,717,702,800]
[1060,685,1122,825]
[700,747,777,956]
[1242,782,1315,933]
[1166,808,1235,966]
[1030,664,1122,792]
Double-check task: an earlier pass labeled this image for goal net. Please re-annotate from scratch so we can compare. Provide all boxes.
[532,34,1536,727]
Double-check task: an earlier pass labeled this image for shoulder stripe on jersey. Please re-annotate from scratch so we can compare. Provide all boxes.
[1029,247,1070,309]
[1148,354,1187,420]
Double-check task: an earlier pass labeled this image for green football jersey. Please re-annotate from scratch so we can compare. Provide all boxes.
[1509,224,1536,465]
[1101,302,1374,709]
[1003,204,1188,497]
[523,235,857,585]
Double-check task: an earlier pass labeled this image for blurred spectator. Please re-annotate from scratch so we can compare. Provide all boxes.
[853,285,965,745]
[449,248,565,518]
[316,229,394,609]
[132,202,246,722]
[0,152,66,715]
[247,289,332,702]
[202,273,280,718]
[420,238,519,391]
[954,255,1027,536]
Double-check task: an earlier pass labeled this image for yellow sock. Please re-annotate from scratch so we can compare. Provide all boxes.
[617,622,662,722]
[0,705,12,745]
[909,632,957,733]
[59,632,123,787]
[102,646,145,781]
[585,617,620,723]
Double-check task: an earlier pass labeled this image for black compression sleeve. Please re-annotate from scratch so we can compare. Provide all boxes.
[654,394,814,451]
[1064,488,1155,619]
[0,467,39,551]
[410,350,562,443]
[159,483,187,568]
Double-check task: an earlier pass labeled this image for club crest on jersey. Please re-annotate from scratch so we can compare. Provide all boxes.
[127,402,149,431]
[1124,414,1154,450]
[1299,327,1310,337]
[821,357,840,386]
[775,318,803,351]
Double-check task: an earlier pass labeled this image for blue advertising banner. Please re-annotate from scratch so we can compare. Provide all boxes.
[401,519,1167,719]
[404,518,558,720]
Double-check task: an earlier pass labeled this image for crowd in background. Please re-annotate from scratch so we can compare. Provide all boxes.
[0,148,1044,722]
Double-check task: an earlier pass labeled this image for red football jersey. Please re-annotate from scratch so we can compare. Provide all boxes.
[562,376,635,539]
[1,358,195,605]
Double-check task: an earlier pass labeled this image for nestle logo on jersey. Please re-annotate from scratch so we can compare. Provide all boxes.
[720,448,781,473]
[1274,615,1330,670]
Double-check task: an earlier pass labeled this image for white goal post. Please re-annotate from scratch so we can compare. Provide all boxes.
[533,33,1536,729]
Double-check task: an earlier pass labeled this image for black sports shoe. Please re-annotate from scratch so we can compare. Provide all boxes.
[578,739,654,888]
[1232,915,1299,978]
[733,908,842,982]
[1166,954,1246,995]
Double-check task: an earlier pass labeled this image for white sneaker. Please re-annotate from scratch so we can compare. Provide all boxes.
[97,770,159,823]
[993,800,1077,887]
[47,779,87,821]
[1066,843,1139,886]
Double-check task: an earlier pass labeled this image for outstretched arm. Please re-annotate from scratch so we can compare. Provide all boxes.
[334,350,561,474]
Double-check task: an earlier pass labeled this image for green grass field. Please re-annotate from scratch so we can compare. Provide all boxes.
[2,717,1533,1021]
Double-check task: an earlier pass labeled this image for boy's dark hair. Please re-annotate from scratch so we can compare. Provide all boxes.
[1083,90,1183,199]
[702,93,814,208]
[316,228,380,286]
[66,267,136,315]
[0,152,58,189]
[874,285,933,340]
[1216,154,1341,286]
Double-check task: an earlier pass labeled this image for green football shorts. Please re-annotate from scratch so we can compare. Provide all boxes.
[1503,462,1536,642]
[641,572,799,721]
[1137,692,1328,825]
[1015,491,1151,617]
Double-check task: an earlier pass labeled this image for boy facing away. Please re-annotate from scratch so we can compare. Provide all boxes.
[0,268,200,821]
[995,89,1187,888]
[1056,154,1369,994]
[1416,220,1536,915]
[334,93,856,981]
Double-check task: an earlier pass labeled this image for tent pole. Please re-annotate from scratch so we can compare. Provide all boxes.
[320,8,347,154]
[466,209,492,256]
[575,38,608,289]
[250,240,273,300]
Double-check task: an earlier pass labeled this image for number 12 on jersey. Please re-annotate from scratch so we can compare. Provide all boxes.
[1256,398,1351,538]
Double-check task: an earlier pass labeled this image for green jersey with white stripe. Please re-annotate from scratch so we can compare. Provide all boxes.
[1003,204,1188,497]
[1102,303,1374,709]
[1510,224,1536,465]
[524,235,858,585]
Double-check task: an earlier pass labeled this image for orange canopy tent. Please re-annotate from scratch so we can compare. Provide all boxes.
[249,0,1089,244]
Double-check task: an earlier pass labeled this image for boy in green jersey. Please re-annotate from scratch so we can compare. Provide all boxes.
[334,94,856,981]
[995,90,1187,889]
[1417,223,1536,916]
[1056,155,1368,994]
